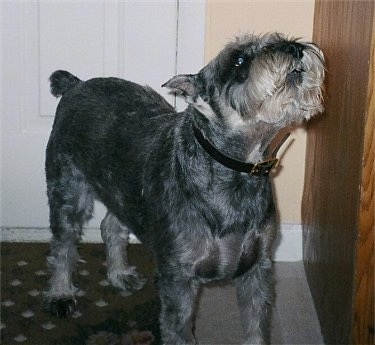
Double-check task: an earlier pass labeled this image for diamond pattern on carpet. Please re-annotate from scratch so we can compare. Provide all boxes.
[1,243,161,345]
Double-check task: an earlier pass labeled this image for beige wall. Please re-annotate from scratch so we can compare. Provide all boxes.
[205,0,316,223]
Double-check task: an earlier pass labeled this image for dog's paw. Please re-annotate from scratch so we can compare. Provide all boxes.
[108,266,147,293]
[123,271,147,291]
[49,298,77,318]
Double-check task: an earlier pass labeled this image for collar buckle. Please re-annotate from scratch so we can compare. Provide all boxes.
[249,158,279,176]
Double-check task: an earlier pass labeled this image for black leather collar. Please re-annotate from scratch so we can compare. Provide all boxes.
[193,124,290,176]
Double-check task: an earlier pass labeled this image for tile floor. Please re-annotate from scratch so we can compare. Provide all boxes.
[195,262,324,345]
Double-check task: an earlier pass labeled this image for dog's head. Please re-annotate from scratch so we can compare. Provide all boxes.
[163,33,325,127]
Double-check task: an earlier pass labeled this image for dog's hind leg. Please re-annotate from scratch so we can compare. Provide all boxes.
[45,162,94,317]
[100,212,146,292]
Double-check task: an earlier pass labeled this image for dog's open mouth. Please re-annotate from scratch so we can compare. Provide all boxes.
[287,66,304,84]
[291,66,304,74]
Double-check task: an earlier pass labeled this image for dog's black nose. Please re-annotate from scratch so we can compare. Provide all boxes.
[285,43,304,59]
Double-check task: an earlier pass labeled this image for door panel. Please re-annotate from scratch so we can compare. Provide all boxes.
[1,1,205,228]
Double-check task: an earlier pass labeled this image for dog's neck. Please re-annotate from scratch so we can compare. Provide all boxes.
[189,107,283,165]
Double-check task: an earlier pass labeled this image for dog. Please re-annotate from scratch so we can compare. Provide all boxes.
[44,33,324,344]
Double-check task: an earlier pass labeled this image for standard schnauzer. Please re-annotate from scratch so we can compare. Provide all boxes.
[45,33,324,344]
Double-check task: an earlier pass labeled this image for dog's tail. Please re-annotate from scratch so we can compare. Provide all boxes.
[49,70,82,97]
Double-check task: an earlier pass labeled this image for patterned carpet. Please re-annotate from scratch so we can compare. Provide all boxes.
[0,243,161,345]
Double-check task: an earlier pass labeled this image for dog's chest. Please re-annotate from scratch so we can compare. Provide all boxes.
[193,231,259,281]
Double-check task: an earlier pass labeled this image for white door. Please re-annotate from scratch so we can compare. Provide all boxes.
[0,1,205,232]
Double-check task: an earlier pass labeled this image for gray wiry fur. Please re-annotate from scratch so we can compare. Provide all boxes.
[44,33,324,344]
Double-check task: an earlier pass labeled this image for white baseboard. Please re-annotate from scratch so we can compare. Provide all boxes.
[0,223,302,262]
[0,227,141,244]
[272,223,303,262]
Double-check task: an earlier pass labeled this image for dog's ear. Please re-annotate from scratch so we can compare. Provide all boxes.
[162,74,199,99]
[162,74,215,118]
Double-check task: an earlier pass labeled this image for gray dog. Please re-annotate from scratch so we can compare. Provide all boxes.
[45,33,324,344]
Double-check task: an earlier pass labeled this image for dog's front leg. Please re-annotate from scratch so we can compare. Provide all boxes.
[158,274,199,345]
[233,258,274,345]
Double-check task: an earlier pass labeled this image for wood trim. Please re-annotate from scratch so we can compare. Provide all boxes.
[303,1,374,344]
[353,16,375,345]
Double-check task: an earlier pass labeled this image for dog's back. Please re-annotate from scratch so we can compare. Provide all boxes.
[49,70,176,124]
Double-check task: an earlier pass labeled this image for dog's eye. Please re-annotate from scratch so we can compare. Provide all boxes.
[235,56,245,67]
